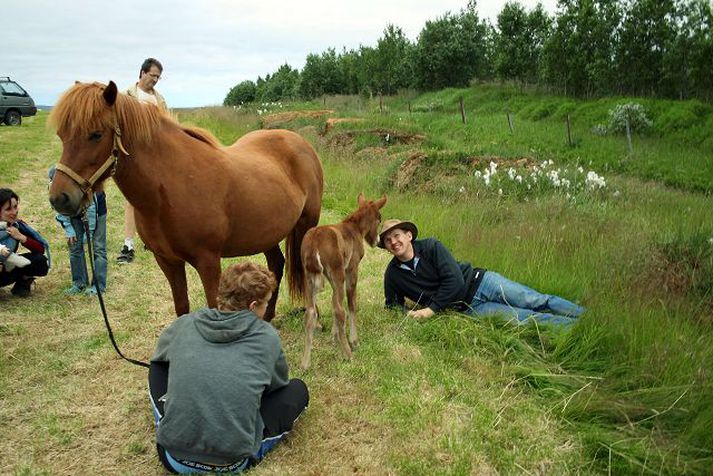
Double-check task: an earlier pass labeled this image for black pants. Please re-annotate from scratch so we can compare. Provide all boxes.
[0,252,49,288]
[148,362,309,473]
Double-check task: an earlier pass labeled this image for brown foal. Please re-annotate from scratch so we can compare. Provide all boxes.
[300,193,387,369]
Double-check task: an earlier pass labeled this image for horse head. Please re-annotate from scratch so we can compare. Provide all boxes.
[48,81,124,216]
[357,193,388,247]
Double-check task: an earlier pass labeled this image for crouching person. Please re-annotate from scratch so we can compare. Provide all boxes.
[149,262,309,474]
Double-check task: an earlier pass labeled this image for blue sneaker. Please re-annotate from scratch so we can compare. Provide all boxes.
[64,284,85,295]
[85,286,98,296]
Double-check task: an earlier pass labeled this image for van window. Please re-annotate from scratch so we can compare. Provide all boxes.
[0,82,27,96]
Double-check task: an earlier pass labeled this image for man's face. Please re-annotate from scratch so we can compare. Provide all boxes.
[383,228,413,261]
[138,65,162,92]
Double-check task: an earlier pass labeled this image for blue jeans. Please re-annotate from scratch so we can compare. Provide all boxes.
[69,214,107,290]
[467,271,583,326]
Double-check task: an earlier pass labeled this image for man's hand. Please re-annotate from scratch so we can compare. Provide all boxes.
[407,307,435,319]
[67,236,77,245]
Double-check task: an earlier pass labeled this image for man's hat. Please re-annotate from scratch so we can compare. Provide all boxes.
[378,219,418,248]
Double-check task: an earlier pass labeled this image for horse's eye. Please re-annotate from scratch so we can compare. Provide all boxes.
[89,131,103,142]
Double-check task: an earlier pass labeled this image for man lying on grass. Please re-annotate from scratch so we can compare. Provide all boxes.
[379,219,584,325]
[149,262,309,474]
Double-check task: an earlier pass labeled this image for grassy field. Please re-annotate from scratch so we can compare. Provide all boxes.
[1,85,712,475]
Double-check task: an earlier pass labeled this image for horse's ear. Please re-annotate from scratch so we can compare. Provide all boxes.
[375,194,388,209]
[74,80,80,85]
[357,192,366,207]
[103,81,118,106]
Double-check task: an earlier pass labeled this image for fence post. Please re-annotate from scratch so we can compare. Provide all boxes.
[379,93,383,114]
[625,117,633,155]
[408,102,412,116]
[507,112,514,133]
[566,114,573,147]
[459,96,466,124]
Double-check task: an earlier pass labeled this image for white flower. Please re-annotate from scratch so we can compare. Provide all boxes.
[577,166,584,173]
[708,238,713,245]
[586,171,606,190]
[489,161,498,174]
[515,175,523,183]
[507,168,516,180]
[498,188,503,195]
[459,186,466,194]
[474,171,482,178]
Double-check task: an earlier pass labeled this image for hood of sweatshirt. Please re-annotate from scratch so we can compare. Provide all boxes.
[192,308,261,344]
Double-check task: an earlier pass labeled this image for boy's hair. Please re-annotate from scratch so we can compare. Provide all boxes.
[217,262,276,311]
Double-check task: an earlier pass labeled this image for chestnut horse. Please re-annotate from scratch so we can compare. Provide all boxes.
[300,193,387,369]
[48,81,323,320]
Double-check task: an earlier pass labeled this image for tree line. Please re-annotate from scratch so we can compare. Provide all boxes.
[224,0,713,106]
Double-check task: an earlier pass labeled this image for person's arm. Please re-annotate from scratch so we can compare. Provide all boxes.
[266,348,290,393]
[55,214,76,240]
[384,267,406,310]
[424,239,466,312]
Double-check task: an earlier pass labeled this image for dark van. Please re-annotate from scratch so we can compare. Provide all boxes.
[0,77,37,126]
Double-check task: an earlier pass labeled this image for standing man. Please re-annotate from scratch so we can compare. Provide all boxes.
[379,219,585,325]
[116,58,168,264]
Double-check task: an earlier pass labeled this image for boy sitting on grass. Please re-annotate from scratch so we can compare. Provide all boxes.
[149,262,309,474]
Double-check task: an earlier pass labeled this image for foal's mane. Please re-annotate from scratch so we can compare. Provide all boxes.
[49,81,220,149]
[343,201,376,231]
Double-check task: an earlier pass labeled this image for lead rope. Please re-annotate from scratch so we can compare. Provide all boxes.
[81,209,149,368]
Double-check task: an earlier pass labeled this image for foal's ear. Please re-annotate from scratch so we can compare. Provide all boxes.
[357,192,366,207]
[375,194,388,209]
[103,81,118,106]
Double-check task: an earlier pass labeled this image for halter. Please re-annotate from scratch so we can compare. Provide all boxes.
[54,125,130,199]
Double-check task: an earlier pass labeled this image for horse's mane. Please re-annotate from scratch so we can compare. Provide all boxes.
[343,202,373,229]
[49,81,220,150]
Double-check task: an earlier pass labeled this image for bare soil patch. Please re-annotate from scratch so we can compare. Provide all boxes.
[261,110,334,129]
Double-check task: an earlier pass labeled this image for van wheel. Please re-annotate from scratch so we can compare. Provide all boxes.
[4,110,21,126]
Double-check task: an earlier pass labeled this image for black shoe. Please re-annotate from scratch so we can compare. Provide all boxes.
[116,245,135,264]
[11,277,34,297]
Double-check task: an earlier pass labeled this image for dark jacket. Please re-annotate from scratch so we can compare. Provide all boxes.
[384,238,485,312]
[151,307,289,463]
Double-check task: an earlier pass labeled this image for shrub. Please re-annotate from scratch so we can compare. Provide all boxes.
[607,103,653,135]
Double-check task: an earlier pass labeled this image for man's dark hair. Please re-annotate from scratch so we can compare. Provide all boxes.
[0,188,19,210]
[140,58,163,77]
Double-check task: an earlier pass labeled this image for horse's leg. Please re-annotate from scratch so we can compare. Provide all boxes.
[153,255,189,316]
[345,263,359,350]
[263,245,285,322]
[301,271,319,370]
[325,270,352,360]
[192,254,222,309]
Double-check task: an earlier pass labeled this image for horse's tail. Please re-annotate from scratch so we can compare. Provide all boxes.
[286,216,316,304]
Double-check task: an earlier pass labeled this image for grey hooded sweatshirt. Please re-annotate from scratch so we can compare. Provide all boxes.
[151,307,289,464]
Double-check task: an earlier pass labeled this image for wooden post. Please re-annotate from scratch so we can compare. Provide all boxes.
[379,93,383,114]
[625,116,633,155]
[566,114,573,147]
[459,96,466,124]
[507,112,514,133]
[408,102,412,116]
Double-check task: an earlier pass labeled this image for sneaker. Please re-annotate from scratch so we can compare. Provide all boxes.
[116,245,135,264]
[11,277,34,298]
[85,286,104,296]
[3,252,31,272]
[64,284,86,295]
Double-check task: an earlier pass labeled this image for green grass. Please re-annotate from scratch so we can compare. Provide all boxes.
[1,87,712,474]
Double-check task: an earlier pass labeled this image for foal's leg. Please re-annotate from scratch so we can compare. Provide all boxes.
[301,272,319,370]
[325,270,352,360]
[345,264,359,350]
[153,254,189,316]
[263,245,285,322]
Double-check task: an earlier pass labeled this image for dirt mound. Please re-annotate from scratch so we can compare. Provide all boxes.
[261,109,334,128]
[323,117,364,134]
[326,128,426,147]
[393,152,428,191]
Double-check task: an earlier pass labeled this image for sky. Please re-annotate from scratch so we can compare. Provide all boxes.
[4,0,557,108]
